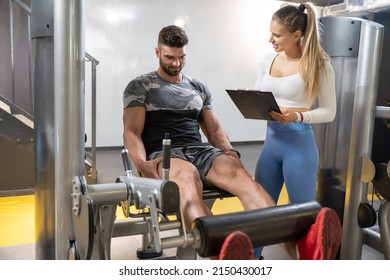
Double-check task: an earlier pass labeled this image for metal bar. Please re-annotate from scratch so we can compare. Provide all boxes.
[86,182,128,203]
[7,0,34,119]
[379,200,390,259]
[31,0,55,260]
[341,20,384,259]
[91,59,97,180]
[161,235,193,250]
[375,106,390,120]
[12,0,31,14]
[27,13,33,115]
[84,52,99,182]
[159,221,181,231]
[85,52,100,64]
[9,0,15,106]
[112,220,149,238]
[363,227,383,254]
[54,0,85,259]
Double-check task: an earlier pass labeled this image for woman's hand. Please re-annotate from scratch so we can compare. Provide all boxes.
[269,109,297,125]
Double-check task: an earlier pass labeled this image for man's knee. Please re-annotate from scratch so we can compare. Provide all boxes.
[170,160,202,186]
[213,155,247,177]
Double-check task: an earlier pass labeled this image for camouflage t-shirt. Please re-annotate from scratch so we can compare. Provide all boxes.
[123,71,213,156]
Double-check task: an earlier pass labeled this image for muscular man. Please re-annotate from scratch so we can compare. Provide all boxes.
[122,25,341,260]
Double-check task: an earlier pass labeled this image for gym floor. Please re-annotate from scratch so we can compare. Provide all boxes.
[0,143,384,260]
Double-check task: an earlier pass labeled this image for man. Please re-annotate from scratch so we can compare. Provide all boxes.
[122,25,341,260]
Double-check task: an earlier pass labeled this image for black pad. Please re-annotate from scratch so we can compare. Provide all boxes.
[193,201,321,258]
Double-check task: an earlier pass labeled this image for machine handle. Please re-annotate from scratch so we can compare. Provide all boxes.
[121,146,133,177]
[162,133,171,180]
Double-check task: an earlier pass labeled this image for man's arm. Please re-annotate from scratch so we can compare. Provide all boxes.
[123,106,161,178]
[199,109,240,158]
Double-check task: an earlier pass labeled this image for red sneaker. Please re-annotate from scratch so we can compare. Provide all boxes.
[298,207,342,260]
[218,231,254,260]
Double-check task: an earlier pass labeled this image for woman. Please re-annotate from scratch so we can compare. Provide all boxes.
[254,3,337,259]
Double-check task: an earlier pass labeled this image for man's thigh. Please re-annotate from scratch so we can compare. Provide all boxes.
[205,154,248,191]
[167,157,199,178]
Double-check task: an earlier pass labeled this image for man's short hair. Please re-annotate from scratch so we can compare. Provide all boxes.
[158,25,189,48]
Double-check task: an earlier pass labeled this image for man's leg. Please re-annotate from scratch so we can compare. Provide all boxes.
[161,158,212,231]
[162,157,255,259]
[206,155,275,259]
[206,155,276,210]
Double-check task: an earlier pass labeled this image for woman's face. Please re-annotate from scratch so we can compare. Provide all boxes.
[268,19,301,53]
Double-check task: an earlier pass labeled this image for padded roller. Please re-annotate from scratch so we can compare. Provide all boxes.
[193,201,321,258]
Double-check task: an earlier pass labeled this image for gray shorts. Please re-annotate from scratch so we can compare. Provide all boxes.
[148,145,225,185]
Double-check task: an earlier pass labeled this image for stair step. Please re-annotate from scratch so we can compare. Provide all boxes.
[0,100,11,114]
[14,114,34,129]
[0,101,34,129]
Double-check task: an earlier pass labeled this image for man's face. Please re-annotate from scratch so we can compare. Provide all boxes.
[156,45,187,76]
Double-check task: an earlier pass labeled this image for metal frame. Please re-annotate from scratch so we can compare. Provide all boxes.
[6,0,33,120]
[85,53,99,184]
[316,16,389,259]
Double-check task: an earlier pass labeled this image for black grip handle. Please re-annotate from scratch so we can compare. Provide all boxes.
[121,146,133,175]
[162,139,171,169]
[161,133,171,181]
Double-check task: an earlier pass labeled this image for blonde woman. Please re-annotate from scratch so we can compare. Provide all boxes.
[254,2,339,259]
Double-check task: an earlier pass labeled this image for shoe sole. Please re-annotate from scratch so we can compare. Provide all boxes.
[321,208,342,259]
[219,231,254,260]
[298,207,342,260]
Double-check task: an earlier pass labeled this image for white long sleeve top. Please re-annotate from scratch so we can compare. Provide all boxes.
[255,52,336,124]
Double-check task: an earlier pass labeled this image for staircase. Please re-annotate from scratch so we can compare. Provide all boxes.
[0,98,98,197]
[0,100,34,196]
[1,1,98,197]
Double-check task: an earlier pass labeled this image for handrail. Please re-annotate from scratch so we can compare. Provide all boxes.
[0,95,34,120]
[85,52,99,182]
[12,0,31,13]
[7,0,33,118]
[86,52,100,65]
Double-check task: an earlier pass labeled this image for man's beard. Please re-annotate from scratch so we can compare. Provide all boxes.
[159,59,184,76]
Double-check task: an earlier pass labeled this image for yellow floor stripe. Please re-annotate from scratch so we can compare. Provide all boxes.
[0,195,35,246]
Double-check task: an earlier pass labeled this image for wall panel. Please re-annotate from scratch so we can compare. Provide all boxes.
[85,0,283,147]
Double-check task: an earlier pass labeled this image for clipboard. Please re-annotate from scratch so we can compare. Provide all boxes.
[226,89,281,121]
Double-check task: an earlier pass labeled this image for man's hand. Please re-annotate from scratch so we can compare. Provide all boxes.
[138,157,163,179]
[225,149,241,160]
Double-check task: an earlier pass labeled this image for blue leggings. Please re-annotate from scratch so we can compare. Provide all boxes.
[253,122,319,259]
[255,121,319,204]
